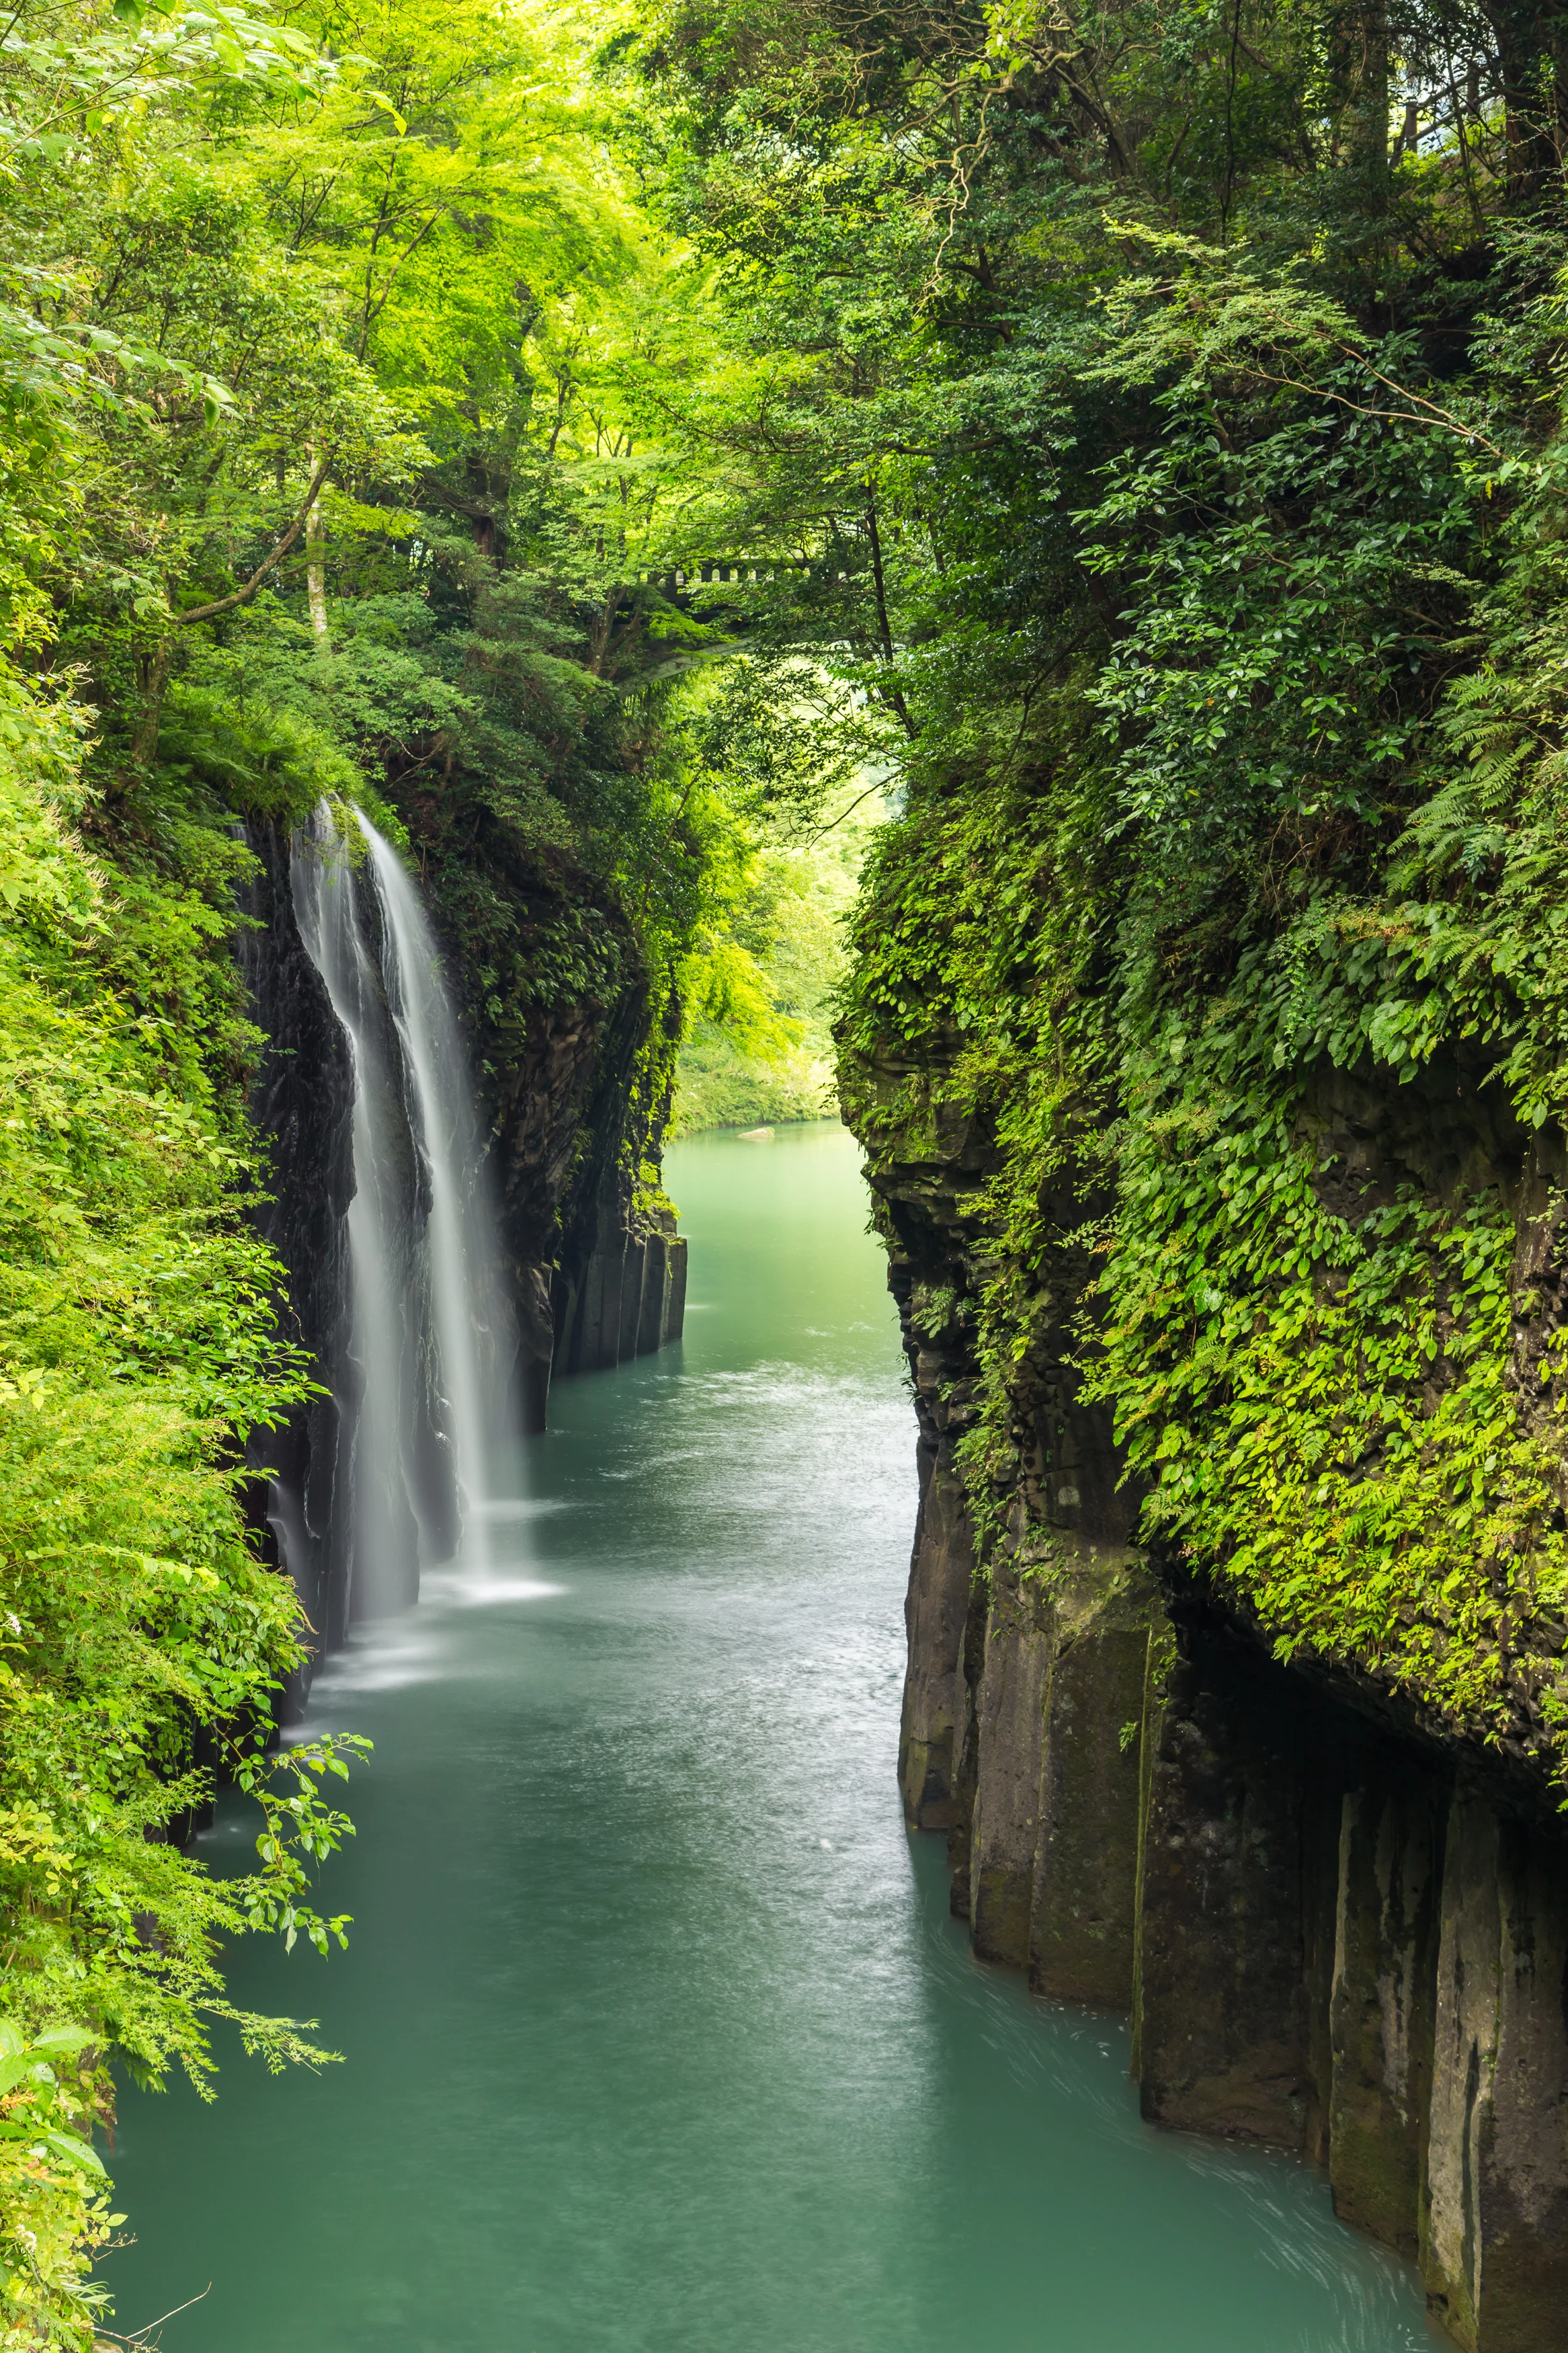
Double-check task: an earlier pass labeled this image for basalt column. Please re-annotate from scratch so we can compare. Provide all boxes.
[961,1544,1154,1995]
[1422,1795,1568,2352]
[553,1209,688,1376]
[1131,1620,1320,2147]
[1328,1761,1445,2256]
[904,1526,1568,2353]
[1028,1550,1153,2009]
[898,1435,976,1834]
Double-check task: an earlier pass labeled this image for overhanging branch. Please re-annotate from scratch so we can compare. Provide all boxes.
[173,455,334,627]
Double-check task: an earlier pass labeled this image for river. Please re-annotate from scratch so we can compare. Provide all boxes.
[108,1121,1429,2353]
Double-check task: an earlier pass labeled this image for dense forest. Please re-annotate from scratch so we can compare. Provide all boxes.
[5,0,1568,2331]
[0,0,813,2330]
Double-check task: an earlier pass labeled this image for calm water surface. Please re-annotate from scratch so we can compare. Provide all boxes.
[110,1122,1429,2352]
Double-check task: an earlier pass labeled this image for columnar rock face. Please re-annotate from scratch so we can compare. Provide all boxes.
[1027,1557,1147,2009]
[1134,1624,1317,2145]
[1329,1766,1443,2256]
[899,1438,975,1832]
[542,984,689,1397]
[551,1214,688,1377]
[852,1043,1568,2353]
[967,1557,1053,1966]
[1422,1797,1568,2352]
[948,1540,1153,1995]
[900,1513,1568,2349]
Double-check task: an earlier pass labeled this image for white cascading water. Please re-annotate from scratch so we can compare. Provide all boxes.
[291,801,504,1618]
[362,817,499,1574]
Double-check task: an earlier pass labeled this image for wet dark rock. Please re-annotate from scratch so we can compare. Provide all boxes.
[848,1036,1568,2351]
[897,1437,974,1833]
[1134,1623,1317,2148]
[1329,1762,1444,2256]
[1423,1795,1568,2352]
[1028,1547,1152,2010]
[238,819,356,1680]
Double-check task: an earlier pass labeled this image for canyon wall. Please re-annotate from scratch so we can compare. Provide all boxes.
[860,1048,1568,2353]
[239,820,357,1670]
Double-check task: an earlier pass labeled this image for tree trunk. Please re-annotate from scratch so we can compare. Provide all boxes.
[130,636,173,768]
[306,493,329,653]
[1483,1,1568,202]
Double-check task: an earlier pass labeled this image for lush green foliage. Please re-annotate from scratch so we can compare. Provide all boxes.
[24,0,1568,2315]
[0,0,825,2327]
[626,0,1568,1786]
[0,670,371,2346]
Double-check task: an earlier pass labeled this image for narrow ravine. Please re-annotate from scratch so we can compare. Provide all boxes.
[108,1125,1428,2353]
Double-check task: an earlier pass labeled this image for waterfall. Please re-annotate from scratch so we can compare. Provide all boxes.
[290,801,505,1621]
[361,820,501,1574]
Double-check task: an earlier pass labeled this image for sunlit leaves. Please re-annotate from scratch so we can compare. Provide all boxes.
[0,671,368,2344]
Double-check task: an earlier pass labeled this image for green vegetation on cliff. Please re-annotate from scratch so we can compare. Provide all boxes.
[623,0,1568,1788]
[0,671,367,2346]
[0,0,819,2329]
[19,0,1568,2320]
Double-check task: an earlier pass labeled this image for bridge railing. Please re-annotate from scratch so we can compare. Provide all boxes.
[634,560,852,590]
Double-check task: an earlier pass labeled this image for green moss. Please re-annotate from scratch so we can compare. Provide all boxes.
[836,608,1568,1790]
[1091,1026,1568,1759]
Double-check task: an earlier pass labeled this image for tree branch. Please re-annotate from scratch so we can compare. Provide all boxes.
[1245,362,1503,456]
[172,456,333,626]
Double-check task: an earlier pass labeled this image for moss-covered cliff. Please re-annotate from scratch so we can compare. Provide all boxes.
[614,0,1568,2329]
[835,715,1568,2348]
[855,1038,1568,2345]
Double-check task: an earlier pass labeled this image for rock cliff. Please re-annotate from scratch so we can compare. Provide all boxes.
[853,1041,1568,2353]
[384,789,690,1425]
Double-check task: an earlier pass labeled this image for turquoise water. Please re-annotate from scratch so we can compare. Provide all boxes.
[108,1122,1428,2352]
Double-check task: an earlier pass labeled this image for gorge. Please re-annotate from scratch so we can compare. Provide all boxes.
[105,789,1567,2351]
[103,1125,1432,2353]
[9,0,1568,2344]
[856,1064,1568,2351]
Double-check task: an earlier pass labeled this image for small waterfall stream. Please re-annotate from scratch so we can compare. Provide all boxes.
[290,801,505,1621]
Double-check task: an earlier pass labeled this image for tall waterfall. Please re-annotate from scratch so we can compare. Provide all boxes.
[291,802,506,1621]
